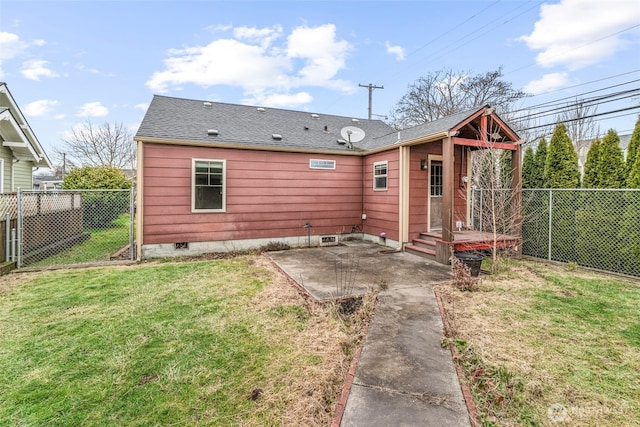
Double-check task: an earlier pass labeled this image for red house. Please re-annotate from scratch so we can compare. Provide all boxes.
[135,95,521,264]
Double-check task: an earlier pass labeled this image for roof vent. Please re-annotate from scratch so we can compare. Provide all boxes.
[311,113,320,119]
[207,129,219,136]
[351,118,360,123]
[272,134,282,140]
[203,102,212,107]
[257,107,266,112]
[337,139,347,145]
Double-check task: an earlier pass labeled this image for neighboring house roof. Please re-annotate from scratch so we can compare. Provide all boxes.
[136,95,516,154]
[0,82,52,168]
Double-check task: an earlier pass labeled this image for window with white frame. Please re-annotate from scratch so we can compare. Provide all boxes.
[373,161,388,191]
[193,159,226,211]
[309,159,336,170]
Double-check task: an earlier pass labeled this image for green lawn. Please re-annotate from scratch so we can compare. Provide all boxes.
[439,261,640,426]
[31,214,131,267]
[0,256,362,426]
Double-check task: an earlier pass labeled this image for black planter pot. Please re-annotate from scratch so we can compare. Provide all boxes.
[454,252,483,277]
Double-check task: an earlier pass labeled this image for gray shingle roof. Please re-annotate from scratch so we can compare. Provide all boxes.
[135,96,506,153]
[136,95,396,153]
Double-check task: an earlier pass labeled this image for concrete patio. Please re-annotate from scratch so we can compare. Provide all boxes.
[268,241,472,427]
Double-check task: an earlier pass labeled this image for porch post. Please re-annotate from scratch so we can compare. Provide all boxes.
[398,146,410,249]
[437,135,455,263]
[511,143,523,255]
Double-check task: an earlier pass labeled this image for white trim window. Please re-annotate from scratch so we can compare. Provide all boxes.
[192,159,226,212]
[373,161,388,191]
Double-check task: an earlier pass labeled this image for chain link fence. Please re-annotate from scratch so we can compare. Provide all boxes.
[472,188,640,277]
[0,189,134,268]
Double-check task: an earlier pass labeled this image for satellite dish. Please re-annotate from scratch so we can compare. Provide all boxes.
[340,126,365,143]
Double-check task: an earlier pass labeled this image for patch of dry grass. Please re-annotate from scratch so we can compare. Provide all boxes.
[0,254,374,426]
[437,260,640,426]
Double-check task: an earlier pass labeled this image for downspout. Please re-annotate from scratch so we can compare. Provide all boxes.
[361,154,365,239]
[135,140,144,261]
[398,145,410,250]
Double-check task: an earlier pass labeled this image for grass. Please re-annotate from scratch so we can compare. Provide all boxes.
[31,214,131,266]
[0,255,370,426]
[438,260,640,426]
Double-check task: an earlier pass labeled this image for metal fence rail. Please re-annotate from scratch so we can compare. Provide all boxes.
[1,189,135,268]
[472,188,640,277]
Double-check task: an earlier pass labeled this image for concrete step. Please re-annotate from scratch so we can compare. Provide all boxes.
[405,244,436,260]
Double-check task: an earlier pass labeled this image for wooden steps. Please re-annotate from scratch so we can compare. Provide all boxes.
[405,233,439,261]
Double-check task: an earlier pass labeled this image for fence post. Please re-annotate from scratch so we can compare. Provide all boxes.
[129,188,135,261]
[471,188,475,229]
[479,189,483,233]
[16,188,22,268]
[5,212,10,262]
[547,189,553,261]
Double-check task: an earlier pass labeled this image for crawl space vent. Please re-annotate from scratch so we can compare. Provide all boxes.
[320,235,338,246]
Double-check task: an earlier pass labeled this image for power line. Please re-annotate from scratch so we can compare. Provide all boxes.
[513,78,640,112]
[523,69,640,98]
[518,105,640,131]
[511,88,640,122]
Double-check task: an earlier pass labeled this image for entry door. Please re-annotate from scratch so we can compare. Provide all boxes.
[429,160,443,230]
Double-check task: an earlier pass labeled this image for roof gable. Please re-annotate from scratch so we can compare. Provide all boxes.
[0,83,52,168]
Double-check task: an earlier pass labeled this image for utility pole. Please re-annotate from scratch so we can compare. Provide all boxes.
[359,83,384,120]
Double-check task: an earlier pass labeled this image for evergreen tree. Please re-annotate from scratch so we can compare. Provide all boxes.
[582,138,601,188]
[629,153,640,188]
[522,146,536,188]
[533,137,547,188]
[626,115,640,185]
[596,129,626,188]
[534,137,547,188]
[544,123,580,188]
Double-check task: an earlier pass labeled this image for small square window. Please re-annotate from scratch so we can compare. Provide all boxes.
[373,161,388,191]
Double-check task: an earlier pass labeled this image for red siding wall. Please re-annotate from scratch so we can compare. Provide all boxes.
[408,142,468,240]
[408,143,441,239]
[143,144,363,245]
[362,150,400,241]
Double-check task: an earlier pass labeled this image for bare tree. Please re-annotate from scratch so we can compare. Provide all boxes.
[471,121,522,269]
[56,121,136,169]
[556,99,600,144]
[388,67,527,129]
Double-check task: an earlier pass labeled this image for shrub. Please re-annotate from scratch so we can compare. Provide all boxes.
[63,166,132,229]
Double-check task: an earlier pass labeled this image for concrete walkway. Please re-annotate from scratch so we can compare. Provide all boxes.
[268,241,471,427]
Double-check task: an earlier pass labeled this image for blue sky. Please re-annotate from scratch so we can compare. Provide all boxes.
[1,0,639,168]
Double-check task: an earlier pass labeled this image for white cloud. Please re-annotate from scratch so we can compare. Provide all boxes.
[135,103,149,111]
[23,99,59,117]
[21,59,58,80]
[520,0,640,69]
[385,41,405,61]
[242,91,313,108]
[33,39,46,47]
[77,102,109,117]
[0,32,27,60]
[146,24,353,108]
[524,73,570,95]
[233,25,282,48]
